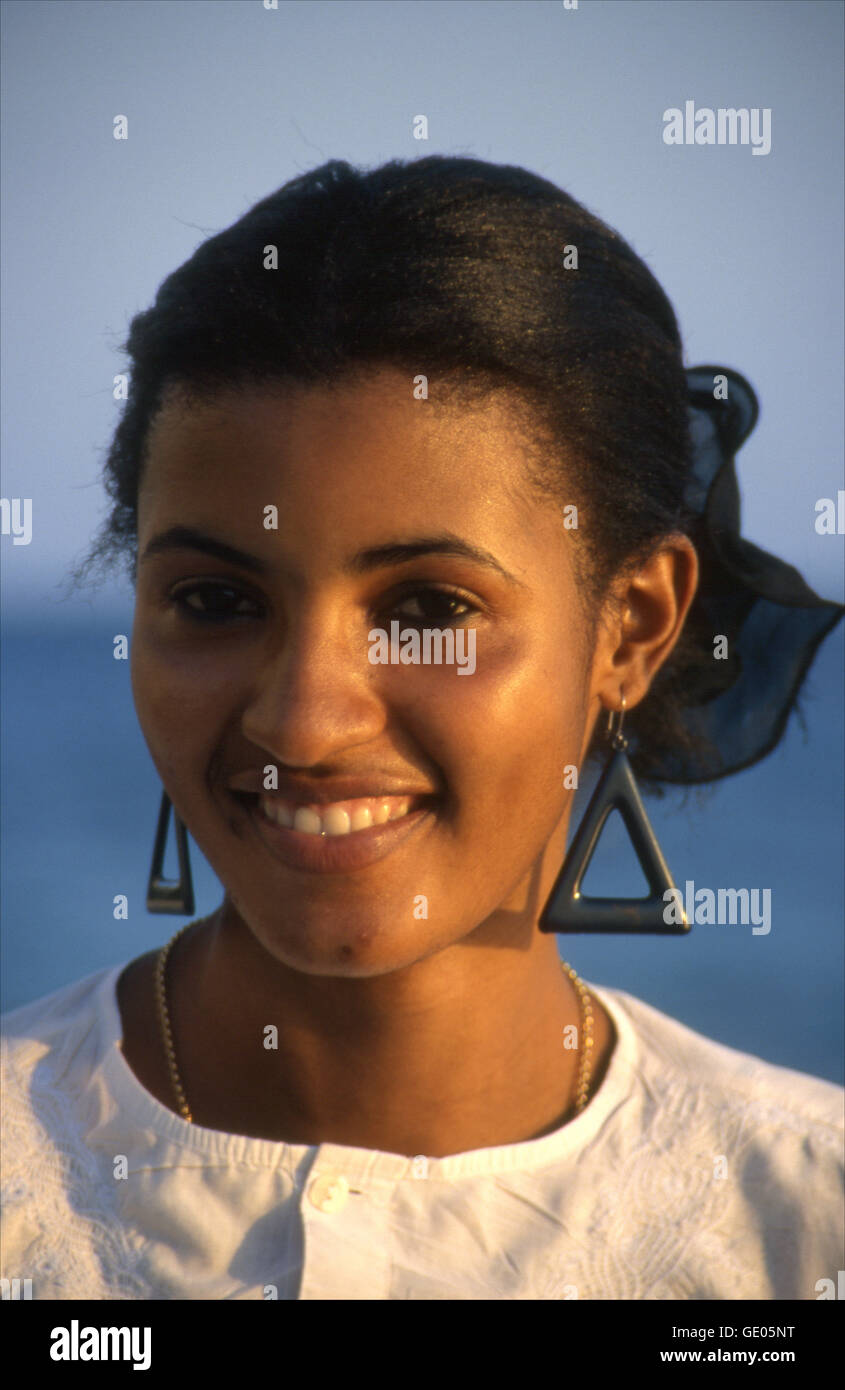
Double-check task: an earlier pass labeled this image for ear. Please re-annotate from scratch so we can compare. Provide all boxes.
[591,535,699,712]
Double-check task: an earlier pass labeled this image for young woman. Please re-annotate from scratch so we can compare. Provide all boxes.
[2,156,842,1301]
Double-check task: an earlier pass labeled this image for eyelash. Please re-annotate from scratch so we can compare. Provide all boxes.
[168,580,479,628]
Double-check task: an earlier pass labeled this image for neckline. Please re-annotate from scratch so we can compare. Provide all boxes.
[98,959,637,1178]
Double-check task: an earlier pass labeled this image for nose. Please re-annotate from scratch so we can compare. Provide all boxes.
[240,609,386,768]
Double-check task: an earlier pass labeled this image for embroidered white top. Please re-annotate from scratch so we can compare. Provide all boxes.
[1,963,842,1301]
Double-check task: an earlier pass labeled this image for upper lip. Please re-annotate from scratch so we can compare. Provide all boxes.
[228,772,440,806]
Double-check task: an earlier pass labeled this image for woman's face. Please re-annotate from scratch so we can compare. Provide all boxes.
[131,368,612,977]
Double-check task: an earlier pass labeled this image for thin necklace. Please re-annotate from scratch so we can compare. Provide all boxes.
[155,922,596,1127]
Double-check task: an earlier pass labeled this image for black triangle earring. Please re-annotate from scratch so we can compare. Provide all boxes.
[538,699,690,935]
[146,789,195,915]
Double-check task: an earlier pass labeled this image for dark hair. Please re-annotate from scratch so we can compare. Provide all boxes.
[79,154,733,790]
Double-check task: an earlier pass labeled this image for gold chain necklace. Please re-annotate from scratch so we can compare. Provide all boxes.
[155,922,595,1127]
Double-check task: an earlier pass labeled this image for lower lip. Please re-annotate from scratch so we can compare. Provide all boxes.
[236,795,436,873]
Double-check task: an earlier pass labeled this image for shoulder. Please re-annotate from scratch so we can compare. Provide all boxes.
[1,962,152,1301]
[601,983,843,1138]
[1,963,130,1095]
[569,984,843,1298]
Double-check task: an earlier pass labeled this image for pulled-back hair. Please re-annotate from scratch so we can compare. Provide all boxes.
[80,154,741,789]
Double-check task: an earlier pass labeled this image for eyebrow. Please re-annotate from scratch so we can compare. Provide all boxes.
[141,527,266,574]
[140,526,526,587]
[350,536,524,587]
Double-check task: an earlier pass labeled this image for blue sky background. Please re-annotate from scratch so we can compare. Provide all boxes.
[2,0,843,1081]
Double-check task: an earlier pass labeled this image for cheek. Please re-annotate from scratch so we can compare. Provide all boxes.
[129,616,246,779]
[399,624,587,824]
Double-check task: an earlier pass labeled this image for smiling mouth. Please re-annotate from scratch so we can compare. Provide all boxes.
[256,793,422,836]
[230,788,437,873]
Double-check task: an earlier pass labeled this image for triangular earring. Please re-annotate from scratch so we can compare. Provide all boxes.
[146,789,195,915]
[538,701,690,935]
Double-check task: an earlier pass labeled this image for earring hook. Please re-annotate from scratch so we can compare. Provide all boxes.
[607,694,627,750]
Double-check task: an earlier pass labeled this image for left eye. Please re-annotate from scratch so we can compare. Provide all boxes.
[388,589,475,624]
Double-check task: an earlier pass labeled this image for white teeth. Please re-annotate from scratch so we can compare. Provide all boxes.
[293,806,322,835]
[258,795,414,836]
[322,806,350,836]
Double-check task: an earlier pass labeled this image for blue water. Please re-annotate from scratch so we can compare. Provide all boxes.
[2,618,843,1085]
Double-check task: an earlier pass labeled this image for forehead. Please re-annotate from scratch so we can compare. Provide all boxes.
[137,368,569,570]
[144,368,536,479]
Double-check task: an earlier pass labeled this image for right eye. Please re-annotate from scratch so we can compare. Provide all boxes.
[169,581,265,624]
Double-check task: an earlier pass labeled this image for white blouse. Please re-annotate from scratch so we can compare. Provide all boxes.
[1,963,842,1301]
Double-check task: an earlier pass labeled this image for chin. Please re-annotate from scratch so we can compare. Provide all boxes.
[239,902,432,977]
